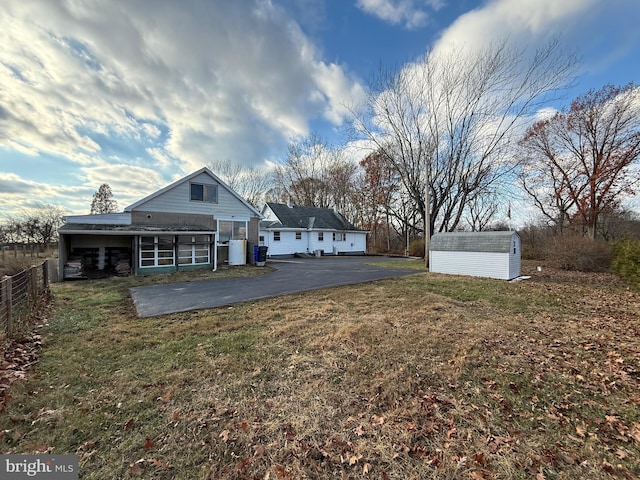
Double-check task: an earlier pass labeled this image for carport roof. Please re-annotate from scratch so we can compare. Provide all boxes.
[58,223,217,235]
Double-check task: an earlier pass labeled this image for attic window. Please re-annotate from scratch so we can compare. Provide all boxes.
[190,182,218,203]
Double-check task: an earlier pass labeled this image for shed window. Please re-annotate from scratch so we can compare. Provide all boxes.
[140,236,175,268]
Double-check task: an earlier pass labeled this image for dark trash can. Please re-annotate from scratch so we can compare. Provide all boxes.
[256,246,268,266]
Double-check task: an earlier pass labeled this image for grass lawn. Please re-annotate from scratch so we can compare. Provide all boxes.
[1,260,639,479]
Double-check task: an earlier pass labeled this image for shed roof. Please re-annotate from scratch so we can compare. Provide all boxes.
[430,231,519,253]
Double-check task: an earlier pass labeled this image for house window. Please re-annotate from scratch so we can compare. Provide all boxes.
[177,235,210,265]
[140,236,175,268]
[318,232,324,241]
[259,235,265,246]
[295,231,302,240]
[274,231,281,241]
[190,183,218,203]
[333,232,345,242]
[218,220,247,243]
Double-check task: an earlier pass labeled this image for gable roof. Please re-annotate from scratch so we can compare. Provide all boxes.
[125,167,262,217]
[430,231,519,253]
[262,202,363,231]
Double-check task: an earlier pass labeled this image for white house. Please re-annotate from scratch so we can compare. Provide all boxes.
[429,231,521,280]
[58,168,263,279]
[259,202,367,257]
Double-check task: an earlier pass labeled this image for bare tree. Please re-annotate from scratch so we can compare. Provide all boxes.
[273,134,359,220]
[90,183,118,214]
[350,38,578,263]
[6,204,66,250]
[519,83,640,239]
[209,159,272,208]
[465,189,500,232]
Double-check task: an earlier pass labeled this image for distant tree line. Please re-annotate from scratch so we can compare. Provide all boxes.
[0,204,66,251]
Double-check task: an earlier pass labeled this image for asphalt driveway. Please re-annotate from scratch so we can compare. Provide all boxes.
[129,256,420,317]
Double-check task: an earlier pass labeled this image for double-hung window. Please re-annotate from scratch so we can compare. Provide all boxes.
[333,232,345,242]
[140,236,175,268]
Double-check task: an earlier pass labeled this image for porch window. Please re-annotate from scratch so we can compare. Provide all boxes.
[274,231,281,241]
[178,235,211,265]
[140,236,175,268]
[218,220,247,243]
[318,232,324,241]
[295,231,302,240]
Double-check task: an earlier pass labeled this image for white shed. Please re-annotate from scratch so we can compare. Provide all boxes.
[429,231,521,280]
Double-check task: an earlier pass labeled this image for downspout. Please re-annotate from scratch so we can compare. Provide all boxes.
[212,232,218,272]
[307,217,315,253]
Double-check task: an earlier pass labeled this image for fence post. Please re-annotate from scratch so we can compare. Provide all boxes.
[43,260,49,289]
[30,266,38,307]
[4,276,13,336]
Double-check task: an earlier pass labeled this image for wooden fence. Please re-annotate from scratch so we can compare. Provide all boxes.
[0,260,51,337]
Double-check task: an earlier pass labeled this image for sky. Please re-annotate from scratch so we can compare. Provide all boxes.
[1,0,639,218]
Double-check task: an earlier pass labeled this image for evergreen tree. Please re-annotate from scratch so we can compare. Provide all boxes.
[90,183,118,214]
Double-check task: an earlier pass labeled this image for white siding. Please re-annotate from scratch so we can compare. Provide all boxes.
[132,172,257,218]
[260,229,367,256]
[262,230,307,256]
[430,251,514,280]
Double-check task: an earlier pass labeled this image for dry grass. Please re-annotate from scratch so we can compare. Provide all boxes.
[0,261,639,479]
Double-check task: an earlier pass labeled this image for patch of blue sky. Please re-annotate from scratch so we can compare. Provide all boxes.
[2,63,29,83]
[74,127,152,165]
[63,37,102,72]
[0,148,80,186]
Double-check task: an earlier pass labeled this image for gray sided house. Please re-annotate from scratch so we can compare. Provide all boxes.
[429,231,521,280]
[259,202,367,257]
[58,168,263,279]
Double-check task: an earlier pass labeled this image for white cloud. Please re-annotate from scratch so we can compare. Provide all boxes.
[0,0,365,180]
[79,164,167,212]
[356,0,444,29]
[432,0,596,54]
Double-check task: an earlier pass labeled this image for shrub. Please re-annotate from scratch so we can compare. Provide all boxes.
[545,235,612,272]
[612,237,640,288]
[408,239,426,257]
